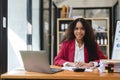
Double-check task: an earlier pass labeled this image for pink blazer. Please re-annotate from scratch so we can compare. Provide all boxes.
[54,39,107,66]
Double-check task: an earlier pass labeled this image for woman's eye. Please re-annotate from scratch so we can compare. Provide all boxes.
[75,27,78,30]
[74,27,85,30]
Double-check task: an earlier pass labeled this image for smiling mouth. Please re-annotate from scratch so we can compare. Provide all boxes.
[77,34,83,37]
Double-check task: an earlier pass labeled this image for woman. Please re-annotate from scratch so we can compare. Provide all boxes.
[54,18,107,68]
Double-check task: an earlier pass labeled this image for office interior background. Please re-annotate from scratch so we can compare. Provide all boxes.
[0,0,120,75]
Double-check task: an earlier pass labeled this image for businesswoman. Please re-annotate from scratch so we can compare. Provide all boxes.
[54,18,107,68]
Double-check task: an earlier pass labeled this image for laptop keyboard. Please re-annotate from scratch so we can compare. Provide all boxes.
[50,68,63,73]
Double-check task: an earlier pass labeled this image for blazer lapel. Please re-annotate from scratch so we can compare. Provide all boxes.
[68,40,75,62]
[84,46,89,63]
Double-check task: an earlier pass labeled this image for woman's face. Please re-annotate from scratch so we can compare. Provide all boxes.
[74,21,85,41]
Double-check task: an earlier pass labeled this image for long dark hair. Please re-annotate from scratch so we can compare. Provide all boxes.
[64,18,99,61]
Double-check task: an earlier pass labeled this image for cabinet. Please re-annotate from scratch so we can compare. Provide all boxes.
[57,18,109,59]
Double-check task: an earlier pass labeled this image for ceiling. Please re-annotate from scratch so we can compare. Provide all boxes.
[53,0,118,8]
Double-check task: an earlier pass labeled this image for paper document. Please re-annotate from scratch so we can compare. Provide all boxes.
[62,66,93,72]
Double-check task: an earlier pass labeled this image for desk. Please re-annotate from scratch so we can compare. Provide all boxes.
[1,66,120,80]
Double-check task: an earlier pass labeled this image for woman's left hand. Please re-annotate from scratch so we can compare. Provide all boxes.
[75,62,94,68]
[82,63,94,68]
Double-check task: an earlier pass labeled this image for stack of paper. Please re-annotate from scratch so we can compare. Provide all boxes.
[99,59,120,73]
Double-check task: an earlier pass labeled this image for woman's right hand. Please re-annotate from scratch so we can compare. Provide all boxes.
[75,62,94,68]
[75,62,85,67]
[65,62,85,67]
[66,62,76,67]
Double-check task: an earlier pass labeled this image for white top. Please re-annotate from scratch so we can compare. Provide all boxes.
[74,40,84,62]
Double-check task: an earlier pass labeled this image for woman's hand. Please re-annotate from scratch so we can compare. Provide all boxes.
[75,62,84,67]
[75,62,94,68]
[65,62,94,68]
[82,63,94,68]
[66,62,76,67]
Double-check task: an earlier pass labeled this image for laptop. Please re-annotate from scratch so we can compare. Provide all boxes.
[20,50,63,74]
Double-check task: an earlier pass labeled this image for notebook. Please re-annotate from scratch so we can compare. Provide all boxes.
[20,50,63,74]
